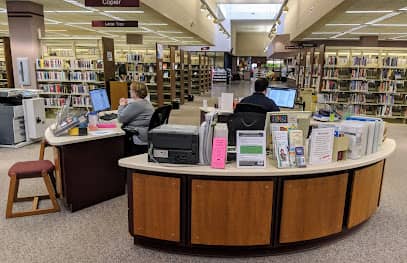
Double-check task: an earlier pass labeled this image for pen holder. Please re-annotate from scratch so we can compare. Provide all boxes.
[333,136,349,161]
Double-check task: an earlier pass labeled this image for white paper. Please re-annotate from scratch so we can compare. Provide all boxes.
[309,128,334,165]
[237,130,266,168]
[220,93,234,112]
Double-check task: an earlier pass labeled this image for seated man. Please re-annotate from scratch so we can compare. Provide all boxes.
[240,78,280,112]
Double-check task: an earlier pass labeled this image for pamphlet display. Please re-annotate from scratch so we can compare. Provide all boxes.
[236,130,266,168]
[309,128,335,165]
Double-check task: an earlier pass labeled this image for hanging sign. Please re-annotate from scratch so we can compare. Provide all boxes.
[85,0,140,7]
[92,21,138,27]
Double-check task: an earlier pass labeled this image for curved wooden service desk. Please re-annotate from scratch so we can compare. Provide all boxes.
[119,139,396,256]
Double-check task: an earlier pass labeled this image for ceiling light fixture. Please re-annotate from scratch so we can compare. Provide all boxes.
[100,12,124,21]
[45,10,94,13]
[346,10,393,14]
[326,23,361,26]
[45,18,62,24]
[372,23,407,27]
[156,31,183,34]
[365,12,401,25]
[139,23,168,26]
[312,32,341,34]
[200,3,207,12]
[330,24,367,39]
[103,10,144,13]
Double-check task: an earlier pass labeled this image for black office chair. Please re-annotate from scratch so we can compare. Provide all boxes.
[123,105,172,156]
[227,103,267,146]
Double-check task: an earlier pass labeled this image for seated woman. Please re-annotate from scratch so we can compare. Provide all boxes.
[118,82,154,155]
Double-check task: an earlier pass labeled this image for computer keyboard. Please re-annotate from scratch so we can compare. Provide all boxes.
[100,113,118,121]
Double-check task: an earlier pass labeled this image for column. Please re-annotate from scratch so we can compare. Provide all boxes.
[7,1,45,89]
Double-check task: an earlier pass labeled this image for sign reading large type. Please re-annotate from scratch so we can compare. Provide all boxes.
[92,21,138,27]
[85,0,140,7]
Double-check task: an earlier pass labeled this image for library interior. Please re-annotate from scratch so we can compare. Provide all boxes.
[0,0,406,262]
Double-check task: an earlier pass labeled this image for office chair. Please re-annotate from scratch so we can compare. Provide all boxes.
[227,103,267,146]
[123,105,172,156]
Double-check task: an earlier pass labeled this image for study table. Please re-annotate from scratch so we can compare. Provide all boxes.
[45,125,126,212]
[119,139,396,255]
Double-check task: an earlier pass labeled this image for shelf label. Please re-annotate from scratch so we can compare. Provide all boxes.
[92,20,138,27]
[85,0,139,7]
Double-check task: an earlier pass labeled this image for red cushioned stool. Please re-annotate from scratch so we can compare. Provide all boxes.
[6,140,60,219]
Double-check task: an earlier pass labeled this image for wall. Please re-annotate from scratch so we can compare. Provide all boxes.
[235,32,269,57]
[284,0,346,41]
[183,18,231,52]
[142,0,216,45]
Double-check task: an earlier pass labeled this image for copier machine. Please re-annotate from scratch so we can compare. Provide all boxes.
[0,89,46,147]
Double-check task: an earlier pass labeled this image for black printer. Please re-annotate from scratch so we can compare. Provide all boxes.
[148,124,199,164]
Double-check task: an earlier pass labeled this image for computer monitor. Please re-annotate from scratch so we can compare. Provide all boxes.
[266,87,297,108]
[90,88,110,112]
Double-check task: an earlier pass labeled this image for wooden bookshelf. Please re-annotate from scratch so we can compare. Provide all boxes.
[37,40,107,110]
[317,47,407,123]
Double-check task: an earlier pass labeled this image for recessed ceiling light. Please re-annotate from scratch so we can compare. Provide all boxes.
[45,18,62,24]
[45,10,94,13]
[372,23,407,27]
[176,37,194,39]
[100,12,124,21]
[365,12,401,25]
[65,22,90,25]
[325,24,361,26]
[351,32,407,35]
[157,31,183,34]
[312,32,341,34]
[46,30,68,32]
[139,23,168,26]
[104,10,144,13]
[330,24,367,39]
[346,10,393,14]
[303,37,327,40]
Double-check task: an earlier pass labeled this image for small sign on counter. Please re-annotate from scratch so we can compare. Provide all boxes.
[237,130,266,168]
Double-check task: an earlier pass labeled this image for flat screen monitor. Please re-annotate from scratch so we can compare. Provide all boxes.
[90,88,110,112]
[266,87,296,108]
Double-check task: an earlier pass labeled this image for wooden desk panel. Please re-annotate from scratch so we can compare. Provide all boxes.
[133,173,180,242]
[348,161,384,228]
[191,180,274,246]
[280,173,348,243]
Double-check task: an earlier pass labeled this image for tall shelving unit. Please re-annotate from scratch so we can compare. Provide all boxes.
[37,40,105,111]
[0,37,14,88]
[318,47,407,123]
[191,53,201,95]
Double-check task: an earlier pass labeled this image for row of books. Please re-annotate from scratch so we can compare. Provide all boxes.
[36,59,103,69]
[39,84,93,94]
[37,71,103,82]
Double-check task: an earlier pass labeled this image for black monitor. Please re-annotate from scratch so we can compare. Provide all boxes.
[89,88,110,112]
[266,87,297,108]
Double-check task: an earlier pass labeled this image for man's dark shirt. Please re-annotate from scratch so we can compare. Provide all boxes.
[240,92,280,112]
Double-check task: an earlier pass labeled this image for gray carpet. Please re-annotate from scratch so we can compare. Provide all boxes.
[0,82,406,262]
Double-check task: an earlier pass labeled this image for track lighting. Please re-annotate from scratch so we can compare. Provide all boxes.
[200,3,206,12]
[283,6,288,13]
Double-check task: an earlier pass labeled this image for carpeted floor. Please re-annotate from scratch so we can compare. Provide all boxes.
[0,81,406,263]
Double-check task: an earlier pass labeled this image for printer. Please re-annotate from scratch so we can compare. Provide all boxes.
[148,124,199,164]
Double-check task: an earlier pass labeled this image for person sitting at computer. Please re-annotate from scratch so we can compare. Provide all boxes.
[118,82,154,155]
[240,78,280,112]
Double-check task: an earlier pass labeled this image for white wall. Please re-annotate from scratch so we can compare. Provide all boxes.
[183,19,231,52]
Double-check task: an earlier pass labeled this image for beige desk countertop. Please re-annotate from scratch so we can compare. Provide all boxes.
[45,124,125,146]
[119,139,396,177]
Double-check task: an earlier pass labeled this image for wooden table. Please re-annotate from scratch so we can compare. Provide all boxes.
[119,139,396,255]
[45,125,126,212]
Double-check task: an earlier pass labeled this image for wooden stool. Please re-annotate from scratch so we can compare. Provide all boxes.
[6,159,60,219]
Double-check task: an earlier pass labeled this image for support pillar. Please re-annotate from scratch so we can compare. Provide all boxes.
[7,1,45,89]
